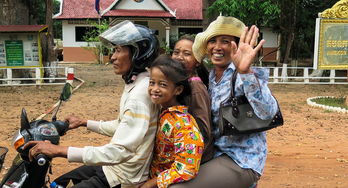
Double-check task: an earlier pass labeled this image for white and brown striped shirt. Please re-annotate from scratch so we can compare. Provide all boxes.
[67,71,159,187]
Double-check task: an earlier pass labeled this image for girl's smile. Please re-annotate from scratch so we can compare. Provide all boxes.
[148,67,183,109]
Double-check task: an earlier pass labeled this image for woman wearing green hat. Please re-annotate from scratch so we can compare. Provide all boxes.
[169,16,279,188]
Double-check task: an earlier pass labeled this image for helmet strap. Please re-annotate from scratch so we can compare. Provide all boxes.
[122,65,145,84]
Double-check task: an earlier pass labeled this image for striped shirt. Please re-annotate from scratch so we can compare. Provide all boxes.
[67,72,160,187]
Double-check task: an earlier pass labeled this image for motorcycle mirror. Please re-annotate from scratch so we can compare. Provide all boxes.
[60,83,73,101]
[52,83,73,122]
[20,108,30,131]
[20,108,33,138]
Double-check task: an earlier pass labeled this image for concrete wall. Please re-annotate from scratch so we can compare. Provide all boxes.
[63,47,96,62]
[62,21,94,47]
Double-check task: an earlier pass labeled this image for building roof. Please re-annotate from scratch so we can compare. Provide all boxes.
[0,25,48,32]
[54,0,114,19]
[163,0,202,20]
[54,0,202,20]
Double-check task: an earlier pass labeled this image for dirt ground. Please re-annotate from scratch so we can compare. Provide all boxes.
[0,63,347,188]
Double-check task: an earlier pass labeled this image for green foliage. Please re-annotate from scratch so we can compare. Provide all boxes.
[160,42,172,55]
[83,20,111,64]
[83,20,110,42]
[207,0,280,26]
[291,0,337,59]
[207,0,338,62]
[53,0,62,39]
[22,0,62,39]
[312,97,348,110]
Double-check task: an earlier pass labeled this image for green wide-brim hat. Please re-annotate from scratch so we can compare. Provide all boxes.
[192,16,246,62]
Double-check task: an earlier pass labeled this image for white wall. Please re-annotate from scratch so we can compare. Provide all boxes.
[261,28,278,48]
[148,21,164,45]
[62,21,95,47]
[116,0,163,10]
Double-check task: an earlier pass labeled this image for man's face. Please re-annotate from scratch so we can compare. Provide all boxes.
[110,45,132,75]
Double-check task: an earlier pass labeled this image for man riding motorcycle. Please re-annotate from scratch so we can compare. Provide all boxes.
[25,20,160,188]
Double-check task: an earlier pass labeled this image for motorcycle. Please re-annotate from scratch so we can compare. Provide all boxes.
[0,83,73,188]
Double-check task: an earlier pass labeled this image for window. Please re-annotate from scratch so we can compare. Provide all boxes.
[178,28,203,37]
[134,21,148,27]
[75,26,98,42]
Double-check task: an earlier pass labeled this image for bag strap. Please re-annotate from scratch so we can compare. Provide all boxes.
[225,70,240,107]
[230,69,238,98]
[220,70,243,107]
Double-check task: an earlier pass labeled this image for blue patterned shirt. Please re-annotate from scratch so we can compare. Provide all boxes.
[209,63,278,175]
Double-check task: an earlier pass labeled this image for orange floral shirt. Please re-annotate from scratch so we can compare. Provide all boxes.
[150,106,204,188]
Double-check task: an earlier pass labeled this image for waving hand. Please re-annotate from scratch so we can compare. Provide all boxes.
[230,25,265,74]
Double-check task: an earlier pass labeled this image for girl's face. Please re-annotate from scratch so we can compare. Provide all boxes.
[172,39,199,76]
[148,67,183,109]
[206,35,236,70]
[110,45,132,76]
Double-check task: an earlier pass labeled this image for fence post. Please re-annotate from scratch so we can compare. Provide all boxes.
[6,68,12,85]
[66,68,74,84]
[304,68,309,84]
[274,68,279,83]
[329,70,335,84]
[35,68,41,85]
[281,64,288,82]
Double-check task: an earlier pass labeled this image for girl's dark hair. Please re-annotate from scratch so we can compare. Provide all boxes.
[175,35,209,87]
[151,54,191,105]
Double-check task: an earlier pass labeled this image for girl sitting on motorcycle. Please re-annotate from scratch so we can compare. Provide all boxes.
[141,55,204,188]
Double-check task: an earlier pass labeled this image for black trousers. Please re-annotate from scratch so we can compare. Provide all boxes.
[54,165,121,188]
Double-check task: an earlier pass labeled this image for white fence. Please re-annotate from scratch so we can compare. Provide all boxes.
[1,66,347,86]
[0,67,73,86]
[267,66,348,84]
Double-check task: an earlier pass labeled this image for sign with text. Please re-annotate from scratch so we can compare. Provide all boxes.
[5,40,24,66]
[314,19,348,69]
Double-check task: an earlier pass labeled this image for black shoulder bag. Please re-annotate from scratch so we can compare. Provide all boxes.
[218,70,283,136]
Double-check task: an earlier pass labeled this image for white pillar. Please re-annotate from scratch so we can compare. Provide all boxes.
[6,68,12,85]
[35,68,41,85]
[273,68,279,83]
[329,70,335,84]
[165,26,170,47]
[281,64,288,82]
[304,68,309,84]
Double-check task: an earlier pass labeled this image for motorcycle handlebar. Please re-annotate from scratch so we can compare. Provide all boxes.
[35,154,48,166]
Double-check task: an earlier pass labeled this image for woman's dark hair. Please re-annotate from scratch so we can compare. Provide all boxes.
[175,35,209,87]
[150,54,191,105]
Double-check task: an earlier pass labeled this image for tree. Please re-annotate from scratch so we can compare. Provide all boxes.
[202,0,218,30]
[207,0,280,26]
[0,0,61,80]
[0,0,30,25]
[206,0,338,65]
